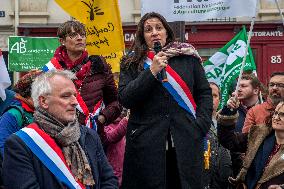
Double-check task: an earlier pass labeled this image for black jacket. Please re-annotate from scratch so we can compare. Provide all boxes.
[2,126,118,189]
[119,55,213,189]
[203,122,232,189]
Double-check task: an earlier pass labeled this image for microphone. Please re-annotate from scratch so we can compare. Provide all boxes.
[153,41,168,82]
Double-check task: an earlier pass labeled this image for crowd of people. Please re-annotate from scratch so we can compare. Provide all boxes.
[0,12,283,189]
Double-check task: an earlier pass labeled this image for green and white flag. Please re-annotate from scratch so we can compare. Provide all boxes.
[8,36,60,71]
[203,27,256,108]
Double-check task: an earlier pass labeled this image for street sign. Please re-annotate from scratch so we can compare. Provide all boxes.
[0,11,5,17]
[8,36,60,71]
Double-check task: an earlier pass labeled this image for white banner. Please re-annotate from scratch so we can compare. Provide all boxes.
[0,52,11,101]
[141,0,257,22]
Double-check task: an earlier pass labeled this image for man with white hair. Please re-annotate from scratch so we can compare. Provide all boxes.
[2,70,118,189]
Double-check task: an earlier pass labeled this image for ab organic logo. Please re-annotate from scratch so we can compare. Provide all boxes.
[10,38,27,54]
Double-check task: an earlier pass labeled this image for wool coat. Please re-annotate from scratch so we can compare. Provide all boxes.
[2,125,118,189]
[118,55,213,189]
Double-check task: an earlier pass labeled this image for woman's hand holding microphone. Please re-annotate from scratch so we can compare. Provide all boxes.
[150,51,168,78]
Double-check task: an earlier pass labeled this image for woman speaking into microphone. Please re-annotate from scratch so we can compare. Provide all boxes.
[118,12,213,189]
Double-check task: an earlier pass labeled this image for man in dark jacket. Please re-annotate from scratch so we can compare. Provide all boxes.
[2,70,118,189]
[226,73,262,178]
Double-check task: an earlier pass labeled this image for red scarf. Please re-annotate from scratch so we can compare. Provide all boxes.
[15,93,34,113]
[53,46,91,88]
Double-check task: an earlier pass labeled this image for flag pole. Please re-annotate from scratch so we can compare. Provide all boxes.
[234,0,259,96]
[274,0,284,26]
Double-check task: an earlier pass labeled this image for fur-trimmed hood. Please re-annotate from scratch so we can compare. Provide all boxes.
[216,110,239,126]
[229,124,284,187]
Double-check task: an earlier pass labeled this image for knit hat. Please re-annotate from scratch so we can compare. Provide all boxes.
[13,70,42,98]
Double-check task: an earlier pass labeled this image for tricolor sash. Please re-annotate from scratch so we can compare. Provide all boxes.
[42,57,63,72]
[76,94,104,130]
[15,123,85,189]
[144,52,196,118]
[42,58,104,129]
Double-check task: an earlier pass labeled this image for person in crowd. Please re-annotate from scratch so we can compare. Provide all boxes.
[269,185,284,189]
[217,100,284,189]
[203,82,232,189]
[227,73,262,132]
[0,70,41,188]
[0,70,42,155]
[226,73,262,178]
[102,108,129,187]
[0,89,15,115]
[118,12,212,189]
[0,48,11,106]
[43,20,121,130]
[2,70,118,189]
[242,72,284,133]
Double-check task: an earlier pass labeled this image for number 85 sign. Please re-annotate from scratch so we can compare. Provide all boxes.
[271,55,282,64]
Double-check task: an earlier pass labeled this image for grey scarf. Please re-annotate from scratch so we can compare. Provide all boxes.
[34,108,95,186]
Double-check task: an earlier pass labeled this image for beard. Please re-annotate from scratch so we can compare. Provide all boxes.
[270,94,284,106]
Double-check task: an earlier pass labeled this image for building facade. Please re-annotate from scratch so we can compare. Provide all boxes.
[0,0,284,83]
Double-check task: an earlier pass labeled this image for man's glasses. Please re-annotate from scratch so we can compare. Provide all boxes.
[269,82,284,88]
[273,110,284,121]
[66,32,86,39]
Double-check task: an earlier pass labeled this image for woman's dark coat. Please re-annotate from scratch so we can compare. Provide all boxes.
[118,55,213,189]
[2,126,118,189]
[79,62,121,125]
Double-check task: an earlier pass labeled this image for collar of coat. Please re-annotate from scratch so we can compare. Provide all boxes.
[230,124,284,185]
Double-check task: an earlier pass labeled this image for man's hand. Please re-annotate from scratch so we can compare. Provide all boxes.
[227,92,240,110]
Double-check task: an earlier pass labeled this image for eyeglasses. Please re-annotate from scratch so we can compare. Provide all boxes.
[269,82,284,88]
[273,110,284,121]
[66,32,86,39]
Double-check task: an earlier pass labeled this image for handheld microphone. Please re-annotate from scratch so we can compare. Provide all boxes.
[153,41,168,82]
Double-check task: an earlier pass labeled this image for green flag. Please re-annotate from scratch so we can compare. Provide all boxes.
[8,36,60,71]
[203,26,256,108]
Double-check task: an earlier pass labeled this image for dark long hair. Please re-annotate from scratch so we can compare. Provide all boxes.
[121,12,175,71]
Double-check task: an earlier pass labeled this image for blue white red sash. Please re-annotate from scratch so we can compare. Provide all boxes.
[42,58,104,129]
[76,94,104,130]
[144,52,196,118]
[42,57,63,72]
[15,123,85,189]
